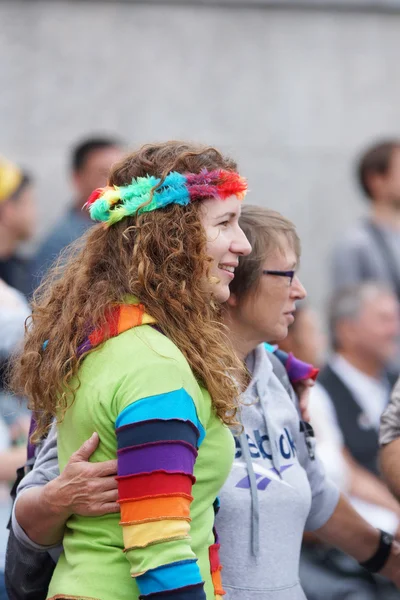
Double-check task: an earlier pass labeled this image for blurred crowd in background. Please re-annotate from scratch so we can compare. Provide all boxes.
[3,124,400,600]
[3,1,400,598]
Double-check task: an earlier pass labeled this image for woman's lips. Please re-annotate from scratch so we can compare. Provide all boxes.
[284,311,295,324]
[218,264,236,279]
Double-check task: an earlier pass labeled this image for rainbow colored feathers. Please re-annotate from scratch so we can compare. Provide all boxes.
[85,169,247,226]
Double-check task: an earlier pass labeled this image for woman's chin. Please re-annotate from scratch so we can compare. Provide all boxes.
[212,285,231,304]
[271,326,289,343]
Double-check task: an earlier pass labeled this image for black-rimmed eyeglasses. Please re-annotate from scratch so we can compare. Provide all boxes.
[262,270,296,285]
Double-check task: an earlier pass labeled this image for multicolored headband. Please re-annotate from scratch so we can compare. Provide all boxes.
[84,168,247,226]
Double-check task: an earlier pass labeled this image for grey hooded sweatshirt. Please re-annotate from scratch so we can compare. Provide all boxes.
[217,345,340,600]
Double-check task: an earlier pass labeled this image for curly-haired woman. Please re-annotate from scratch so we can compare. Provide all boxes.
[11,141,251,600]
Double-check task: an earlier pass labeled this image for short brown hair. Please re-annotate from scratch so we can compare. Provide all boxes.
[357,140,400,200]
[230,205,300,301]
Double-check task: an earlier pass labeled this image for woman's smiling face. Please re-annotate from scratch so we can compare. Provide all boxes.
[200,195,252,303]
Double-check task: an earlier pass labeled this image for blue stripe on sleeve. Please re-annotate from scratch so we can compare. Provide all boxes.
[137,560,203,596]
[116,388,205,444]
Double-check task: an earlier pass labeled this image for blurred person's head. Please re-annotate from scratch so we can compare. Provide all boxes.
[224,205,306,358]
[71,136,124,209]
[357,140,400,209]
[279,304,326,367]
[12,140,251,440]
[329,283,400,371]
[0,157,36,256]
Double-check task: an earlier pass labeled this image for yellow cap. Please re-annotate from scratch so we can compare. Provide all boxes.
[0,157,23,203]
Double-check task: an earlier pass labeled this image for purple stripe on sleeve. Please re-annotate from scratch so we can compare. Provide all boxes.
[118,442,197,477]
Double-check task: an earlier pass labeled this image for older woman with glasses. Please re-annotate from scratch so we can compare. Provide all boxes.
[217,205,400,600]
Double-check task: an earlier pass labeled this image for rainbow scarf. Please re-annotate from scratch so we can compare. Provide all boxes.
[77,298,156,357]
[85,168,247,226]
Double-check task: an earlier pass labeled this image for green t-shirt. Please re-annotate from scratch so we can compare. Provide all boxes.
[47,324,234,600]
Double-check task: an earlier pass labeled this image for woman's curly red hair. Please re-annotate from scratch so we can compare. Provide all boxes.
[10,141,247,441]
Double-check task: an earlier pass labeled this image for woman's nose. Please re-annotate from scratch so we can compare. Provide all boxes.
[232,226,252,256]
[292,275,307,300]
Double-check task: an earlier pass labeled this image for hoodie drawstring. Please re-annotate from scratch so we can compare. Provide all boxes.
[240,346,286,559]
[239,429,260,557]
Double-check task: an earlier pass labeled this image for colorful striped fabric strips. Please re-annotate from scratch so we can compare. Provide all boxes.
[77,302,156,357]
[115,387,206,599]
[209,498,225,598]
[209,541,224,598]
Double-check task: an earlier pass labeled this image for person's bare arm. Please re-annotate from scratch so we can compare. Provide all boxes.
[343,448,400,514]
[303,448,400,549]
[15,433,119,547]
[316,493,400,586]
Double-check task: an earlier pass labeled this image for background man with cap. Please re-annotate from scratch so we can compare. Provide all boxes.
[0,157,36,297]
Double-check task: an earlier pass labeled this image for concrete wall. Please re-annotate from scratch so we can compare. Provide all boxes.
[2,0,400,311]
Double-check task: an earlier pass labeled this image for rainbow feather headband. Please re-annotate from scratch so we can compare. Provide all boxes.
[85,168,247,226]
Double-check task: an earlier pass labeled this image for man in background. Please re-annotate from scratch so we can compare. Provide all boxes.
[32,136,124,289]
[331,140,400,301]
[300,283,400,599]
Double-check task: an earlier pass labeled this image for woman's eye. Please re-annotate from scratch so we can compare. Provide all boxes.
[219,220,229,227]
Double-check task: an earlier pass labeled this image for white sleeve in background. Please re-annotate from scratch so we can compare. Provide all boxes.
[308,382,350,492]
[0,305,30,357]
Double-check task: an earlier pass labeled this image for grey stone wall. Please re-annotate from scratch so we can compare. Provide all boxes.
[2,0,400,311]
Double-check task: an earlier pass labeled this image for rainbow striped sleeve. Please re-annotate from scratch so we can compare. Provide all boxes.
[115,387,207,600]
